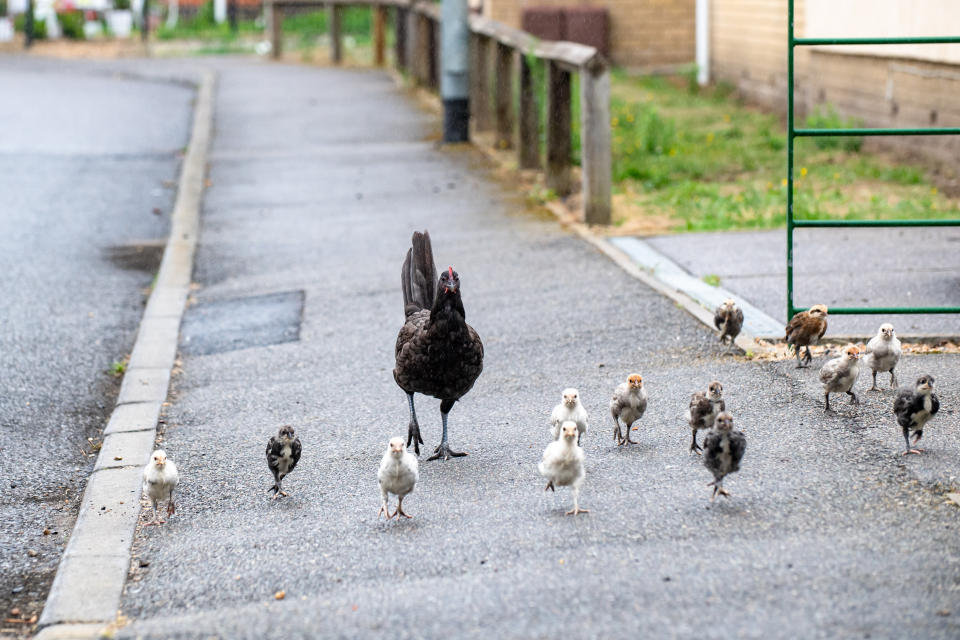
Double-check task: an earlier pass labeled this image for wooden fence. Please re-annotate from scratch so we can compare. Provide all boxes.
[266,0,611,225]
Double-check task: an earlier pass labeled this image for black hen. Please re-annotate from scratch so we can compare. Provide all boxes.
[266,425,301,499]
[394,231,484,461]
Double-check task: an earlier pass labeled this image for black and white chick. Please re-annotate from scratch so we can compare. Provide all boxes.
[818,344,861,412]
[893,375,940,456]
[610,374,647,446]
[538,421,588,515]
[684,381,725,454]
[863,323,901,391]
[266,425,302,499]
[702,412,746,500]
[550,387,588,444]
[714,298,744,351]
[142,449,179,525]
[378,436,419,519]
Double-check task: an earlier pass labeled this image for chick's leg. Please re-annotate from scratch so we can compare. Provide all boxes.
[621,421,637,445]
[378,487,394,519]
[565,485,589,516]
[428,400,467,461]
[395,495,413,519]
[690,429,702,454]
[804,346,814,366]
[902,427,923,455]
[870,370,879,391]
[405,393,424,456]
[167,490,176,517]
[846,390,859,406]
[612,417,623,445]
[824,392,831,412]
[889,368,898,389]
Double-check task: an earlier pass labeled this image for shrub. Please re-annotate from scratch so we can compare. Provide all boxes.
[58,10,85,39]
[805,104,863,152]
[114,0,131,10]
[14,13,47,38]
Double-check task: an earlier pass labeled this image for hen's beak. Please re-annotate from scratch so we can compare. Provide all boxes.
[443,267,458,294]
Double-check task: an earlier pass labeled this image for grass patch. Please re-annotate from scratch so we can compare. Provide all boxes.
[702,274,721,287]
[609,71,960,232]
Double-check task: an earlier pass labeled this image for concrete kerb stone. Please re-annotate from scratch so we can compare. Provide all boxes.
[35,69,215,636]
[103,401,162,436]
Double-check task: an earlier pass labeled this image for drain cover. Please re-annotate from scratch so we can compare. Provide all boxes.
[181,290,304,356]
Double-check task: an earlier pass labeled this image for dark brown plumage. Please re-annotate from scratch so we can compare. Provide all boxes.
[394,231,484,461]
[785,304,828,368]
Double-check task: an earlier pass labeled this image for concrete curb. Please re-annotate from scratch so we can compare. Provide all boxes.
[35,69,215,639]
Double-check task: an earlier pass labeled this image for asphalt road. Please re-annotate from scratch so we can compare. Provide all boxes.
[118,61,960,639]
[0,57,191,632]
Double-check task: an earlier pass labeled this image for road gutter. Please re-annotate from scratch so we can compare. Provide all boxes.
[35,69,215,640]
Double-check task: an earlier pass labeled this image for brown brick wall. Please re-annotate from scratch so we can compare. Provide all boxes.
[484,0,696,69]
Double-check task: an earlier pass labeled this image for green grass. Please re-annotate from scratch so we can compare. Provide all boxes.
[609,70,960,232]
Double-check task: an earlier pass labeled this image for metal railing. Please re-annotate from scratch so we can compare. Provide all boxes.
[786,0,960,318]
[266,0,612,224]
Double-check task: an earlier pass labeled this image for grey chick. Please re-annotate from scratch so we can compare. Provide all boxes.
[863,323,901,391]
[818,344,861,412]
[610,374,647,446]
[538,421,588,515]
[893,375,940,456]
[702,412,746,499]
[785,304,828,368]
[684,381,725,454]
[266,425,302,499]
[142,449,179,525]
[378,437,419,519]
[714,298,743,351]
[550,387,588,445]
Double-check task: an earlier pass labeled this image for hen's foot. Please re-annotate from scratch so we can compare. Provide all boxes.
[565,507,589,516]
[407,420,424,456]
[427,442,467,461]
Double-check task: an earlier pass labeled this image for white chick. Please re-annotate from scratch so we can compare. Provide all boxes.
[818,344,861,412]
[378,436,419,519]
[538,421,588,515]
[142,449,179,526]
[863,323,901,391]
[550,387,588,444]
[610,374,647,446]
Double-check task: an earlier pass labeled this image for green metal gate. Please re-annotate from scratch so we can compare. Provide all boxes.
[786,0,960,320]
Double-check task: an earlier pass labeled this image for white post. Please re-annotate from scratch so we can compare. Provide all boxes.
[214,0,226,23]
[696,0,710,86]
[166,0,179,28]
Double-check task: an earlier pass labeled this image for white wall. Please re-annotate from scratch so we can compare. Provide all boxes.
[805,0,960,64]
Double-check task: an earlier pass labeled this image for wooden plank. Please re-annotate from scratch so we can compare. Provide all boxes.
[494,42,514,149]
[373,5,386,66]
[546,61,572,197]
[328,4,342,64]
[468,14,606,73]
[270,2,282,59]
[517,52,540,169]
[472,34,492,132]
[428,16,440,89]
[394,6,407,70]
[580,68,611,225]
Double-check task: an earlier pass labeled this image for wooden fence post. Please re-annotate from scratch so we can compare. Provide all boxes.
[546,61,572,196]
[270,1,282,59]
[580,67,612,224]
[328,4,342,64]
[373,5,387,66]
[472,34,492,132]
[395,7,407,70]
[517,51,540,169]
[428,16,439,89]
[494,42,513,149]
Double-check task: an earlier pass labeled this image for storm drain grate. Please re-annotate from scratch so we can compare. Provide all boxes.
[180,290,305,356]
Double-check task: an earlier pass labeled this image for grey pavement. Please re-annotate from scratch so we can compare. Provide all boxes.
[645,228,960,337]
[116,59,960,639]
[0,57,191,631]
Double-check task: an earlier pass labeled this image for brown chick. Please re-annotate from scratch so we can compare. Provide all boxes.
[785,304,828,368]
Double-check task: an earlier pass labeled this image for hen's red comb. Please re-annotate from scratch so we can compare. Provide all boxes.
[448,266,453,279]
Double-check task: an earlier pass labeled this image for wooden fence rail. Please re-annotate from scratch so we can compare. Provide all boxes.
[266,0,611,224]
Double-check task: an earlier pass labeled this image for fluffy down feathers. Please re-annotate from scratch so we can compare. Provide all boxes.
[538,422,587,515]
[610,375,647,446]
[550,388,588,443]
[863,323,901,390]
[142,450,179,524]
[702,412,746,499]
[893,375,939,455]
[714,299,743,346]
[378,437,419,519]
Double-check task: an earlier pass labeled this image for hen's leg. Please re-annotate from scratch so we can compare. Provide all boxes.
[405,393,424,456]
[428,399,466,461]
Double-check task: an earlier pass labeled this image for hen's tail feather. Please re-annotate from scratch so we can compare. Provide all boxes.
[401,230,437,316]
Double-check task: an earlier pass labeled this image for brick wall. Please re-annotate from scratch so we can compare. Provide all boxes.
[483,0,696,69]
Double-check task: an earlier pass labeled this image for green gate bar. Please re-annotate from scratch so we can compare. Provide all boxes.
[786,0,960,320]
